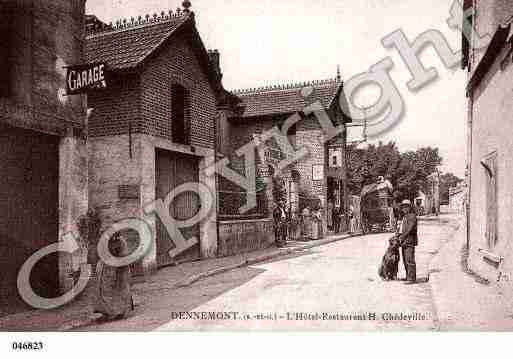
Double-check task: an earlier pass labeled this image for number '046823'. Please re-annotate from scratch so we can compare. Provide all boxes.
[11,342,44,350]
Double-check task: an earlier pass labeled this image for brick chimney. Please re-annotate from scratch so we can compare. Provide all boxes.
[85,14,112,34]
[208,49,222,79]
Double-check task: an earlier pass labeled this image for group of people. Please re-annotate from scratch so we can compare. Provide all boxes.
[272,199,325,248]
[327,201,358,234]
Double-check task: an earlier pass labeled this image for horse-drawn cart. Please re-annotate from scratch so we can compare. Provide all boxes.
[360,181,394,234]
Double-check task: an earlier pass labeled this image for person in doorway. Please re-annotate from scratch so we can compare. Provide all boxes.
[95,233,134,321]
[332,205,341,233]
[273,199,288,248]
[396,200,418,284]
[327,200,334,231]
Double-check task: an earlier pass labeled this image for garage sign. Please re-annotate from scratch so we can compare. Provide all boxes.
[66,62,107,95]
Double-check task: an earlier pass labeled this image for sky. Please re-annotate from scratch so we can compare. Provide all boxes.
[86,0,467,177]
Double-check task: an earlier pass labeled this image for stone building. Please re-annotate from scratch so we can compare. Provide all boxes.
[0,0,88,313]
[85,2,241,273]
[449,183,466,214]
[226,77,352,234]
[462,0,513,285]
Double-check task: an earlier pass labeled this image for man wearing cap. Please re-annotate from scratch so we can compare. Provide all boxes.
[397,199,418,284]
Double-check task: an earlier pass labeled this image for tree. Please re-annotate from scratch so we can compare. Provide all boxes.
[347,141,401,194]
[395,147,442,201]
[347,144,443,202]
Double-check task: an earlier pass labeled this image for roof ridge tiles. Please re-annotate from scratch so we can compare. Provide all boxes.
[231,77,340,96]
[86,9,189,37]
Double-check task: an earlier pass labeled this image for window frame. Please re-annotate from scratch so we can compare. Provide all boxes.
[171,83,191,145]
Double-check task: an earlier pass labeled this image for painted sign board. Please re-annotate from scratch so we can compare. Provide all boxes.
[66,62,107,95]
[312,164,324,181]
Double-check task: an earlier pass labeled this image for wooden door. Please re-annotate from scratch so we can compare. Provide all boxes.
[155,149,200,267]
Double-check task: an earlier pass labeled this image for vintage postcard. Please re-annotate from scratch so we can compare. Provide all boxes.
[1,0,512,343]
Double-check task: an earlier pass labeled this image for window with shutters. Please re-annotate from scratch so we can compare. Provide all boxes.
[171,84,191,145]
[482,151,498,249]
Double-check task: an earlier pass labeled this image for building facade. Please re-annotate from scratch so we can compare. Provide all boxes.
[449,184,466,214]
[85,4,241,273]
[463,0,513,285]
[0,0,88,314]
[228,78,352,233]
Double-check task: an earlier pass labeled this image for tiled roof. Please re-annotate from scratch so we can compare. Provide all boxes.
[233,79,342,118]
[85,13,190,70]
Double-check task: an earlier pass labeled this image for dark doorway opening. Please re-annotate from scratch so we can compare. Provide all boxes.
[0,124,59,315]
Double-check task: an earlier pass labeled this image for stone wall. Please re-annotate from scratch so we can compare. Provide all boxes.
[59,132,89,293]
[88,133,153,275]
[88,133,219,274]
[467,14,513,289]
[0,1,88,301]
[0,0,86,134]
[218,219,274,257]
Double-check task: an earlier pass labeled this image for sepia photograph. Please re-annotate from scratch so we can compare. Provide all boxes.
[1,0,513,352]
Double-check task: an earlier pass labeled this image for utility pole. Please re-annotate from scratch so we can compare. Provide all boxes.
[343,107,369,231]
[342,123,349,231]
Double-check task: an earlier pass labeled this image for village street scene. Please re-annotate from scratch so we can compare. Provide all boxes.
[2,0,513,334]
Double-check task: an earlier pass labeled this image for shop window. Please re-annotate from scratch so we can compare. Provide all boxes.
[171,84,191,145]
[481,151,498,249]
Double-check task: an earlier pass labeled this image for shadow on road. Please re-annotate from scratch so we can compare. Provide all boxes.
[74,247,322,331]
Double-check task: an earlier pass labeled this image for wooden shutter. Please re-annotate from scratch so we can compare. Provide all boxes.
[184,88,191,145]
[171,84,190,145]
[482,152,498,248]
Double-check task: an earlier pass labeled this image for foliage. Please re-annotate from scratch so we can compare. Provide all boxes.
[347,142,443,201]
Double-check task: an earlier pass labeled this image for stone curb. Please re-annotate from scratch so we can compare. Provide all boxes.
[58,233,353,330]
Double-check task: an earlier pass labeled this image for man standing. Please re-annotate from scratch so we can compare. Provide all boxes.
[332,205,341,233]
[273,200,288,248]
[397,200,418,284]
[327,200,334,231]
